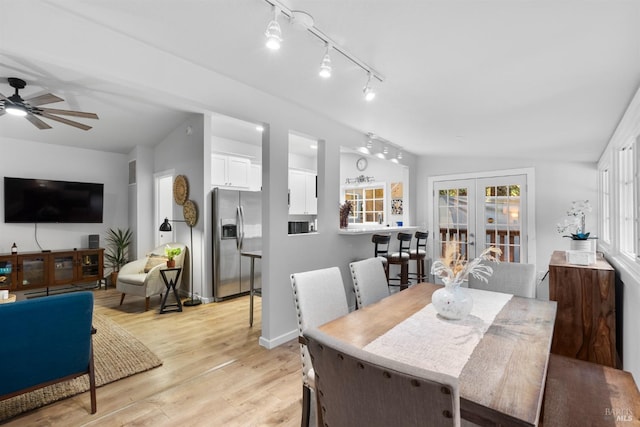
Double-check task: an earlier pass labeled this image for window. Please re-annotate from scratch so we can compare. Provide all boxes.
[345,185,385,224]
[618,142,637,257]
[599,167,611,244]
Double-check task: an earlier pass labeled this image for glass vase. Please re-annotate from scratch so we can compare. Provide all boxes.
[431,278,473,320]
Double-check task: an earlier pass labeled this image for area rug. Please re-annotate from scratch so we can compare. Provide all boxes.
[0,313,163,422]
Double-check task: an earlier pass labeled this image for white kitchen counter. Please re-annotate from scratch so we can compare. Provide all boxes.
[337,226,418,235]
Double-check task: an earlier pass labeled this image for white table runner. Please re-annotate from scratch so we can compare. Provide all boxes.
[363,288,513,378]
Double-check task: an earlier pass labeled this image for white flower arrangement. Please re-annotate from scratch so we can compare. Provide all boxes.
[556,200,592,238]
[431,240,501,285]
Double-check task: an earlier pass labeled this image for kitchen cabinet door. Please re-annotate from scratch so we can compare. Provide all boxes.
[211,154,250,189]
[289,169,317,214]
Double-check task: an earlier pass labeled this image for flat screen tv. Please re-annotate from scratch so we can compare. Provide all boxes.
[4,177,104,223]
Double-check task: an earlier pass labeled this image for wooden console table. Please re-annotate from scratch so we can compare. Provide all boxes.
[0,248,104,293]
[548,250,617,367]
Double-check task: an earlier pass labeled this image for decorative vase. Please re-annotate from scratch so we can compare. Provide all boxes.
[431,279,473,320]
[166,259,176,268]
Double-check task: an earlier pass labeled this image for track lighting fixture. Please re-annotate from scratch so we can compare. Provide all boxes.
[262,0,384,98]
[363,73,376,101]
[366,139,373,149]
[265,6,282,50]
[383,146,389,155]
[319,44,332,78]
[397,150,403,160]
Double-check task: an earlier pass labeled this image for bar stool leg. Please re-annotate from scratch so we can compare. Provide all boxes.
[400,261,408,289]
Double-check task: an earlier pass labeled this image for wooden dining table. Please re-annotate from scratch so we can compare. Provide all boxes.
[318,282,557,426]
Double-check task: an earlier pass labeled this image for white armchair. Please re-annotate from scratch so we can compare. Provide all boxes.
[116,243,187,311]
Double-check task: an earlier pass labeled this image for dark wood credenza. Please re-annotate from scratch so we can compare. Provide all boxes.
[0,248,104,292]
[548,250,617,368]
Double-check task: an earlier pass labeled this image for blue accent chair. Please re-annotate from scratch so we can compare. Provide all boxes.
[0,291,97,414]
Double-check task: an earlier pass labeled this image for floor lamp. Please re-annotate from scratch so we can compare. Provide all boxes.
[159,218,201,306]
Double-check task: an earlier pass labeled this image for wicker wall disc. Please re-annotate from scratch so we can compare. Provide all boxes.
[173,175,189,206]
[183,200,198,227]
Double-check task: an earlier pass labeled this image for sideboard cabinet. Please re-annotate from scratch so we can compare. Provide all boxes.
[0,248,104,292]
[548,250,617,367]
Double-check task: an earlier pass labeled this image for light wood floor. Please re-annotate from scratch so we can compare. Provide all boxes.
[3,288,304,427]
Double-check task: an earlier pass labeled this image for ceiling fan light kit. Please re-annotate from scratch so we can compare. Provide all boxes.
[262,0,384,101]
[0,77,99,130]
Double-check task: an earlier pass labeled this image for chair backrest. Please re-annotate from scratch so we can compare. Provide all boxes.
[414,231,429,254]
[350,257,390,308]
[291,267,350,386]
[305,327,460,427]
[468,261,536,298]
[372,234,390,258]
[397,232,413,255]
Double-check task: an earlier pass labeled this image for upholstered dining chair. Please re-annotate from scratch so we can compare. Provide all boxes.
[304,327,460,427]
[291,267,350,427]
[350,257,390,308]
[468,261,536,298]
[117,242,187,311]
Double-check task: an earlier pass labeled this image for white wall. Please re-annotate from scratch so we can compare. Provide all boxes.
[0,137,129,253]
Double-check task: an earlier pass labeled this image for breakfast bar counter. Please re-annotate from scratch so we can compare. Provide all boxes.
[337,225,418,235]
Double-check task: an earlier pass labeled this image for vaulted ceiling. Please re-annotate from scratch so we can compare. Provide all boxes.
[1,0,639,161]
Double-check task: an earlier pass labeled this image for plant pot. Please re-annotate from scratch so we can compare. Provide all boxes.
[166,259,176,268]
[110,271,118,286]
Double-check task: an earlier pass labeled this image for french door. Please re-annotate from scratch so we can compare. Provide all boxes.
[434,174,528,263]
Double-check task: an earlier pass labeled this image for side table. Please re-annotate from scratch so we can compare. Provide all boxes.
[159,268,183,314]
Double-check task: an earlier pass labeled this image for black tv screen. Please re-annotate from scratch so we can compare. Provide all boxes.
[4,177,104,223]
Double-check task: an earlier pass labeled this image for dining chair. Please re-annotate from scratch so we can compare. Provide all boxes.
[304,327,460,427]
[350,257,390,308]
[409,231,429,282]
[290,267,350,427]
[468,261,536,298]
[387,232,413,288]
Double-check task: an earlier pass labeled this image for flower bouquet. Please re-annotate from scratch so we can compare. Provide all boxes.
[339,200,352,229]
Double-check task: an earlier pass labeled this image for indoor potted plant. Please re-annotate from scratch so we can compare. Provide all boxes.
[105,227,133,285]
[165,246,182,268]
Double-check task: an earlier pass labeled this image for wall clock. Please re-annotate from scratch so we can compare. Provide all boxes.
[173,175,189,206]
[356,157,368,171]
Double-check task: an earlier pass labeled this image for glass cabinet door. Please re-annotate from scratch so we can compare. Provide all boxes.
[17,255,48,289]
[52,253,76,285]
[79,251,101,280]
[0,257,16,290]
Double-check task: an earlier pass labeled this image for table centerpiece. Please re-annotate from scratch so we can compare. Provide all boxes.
[430,241,501,319]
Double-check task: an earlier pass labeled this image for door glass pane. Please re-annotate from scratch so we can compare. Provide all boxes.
[438,186,470,260]
[53,255,75,282]
[483,183,521,262]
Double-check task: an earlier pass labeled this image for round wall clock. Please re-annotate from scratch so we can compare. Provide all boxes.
[173,175,189,206]
[356,157,368,171]
[183,200,198,227]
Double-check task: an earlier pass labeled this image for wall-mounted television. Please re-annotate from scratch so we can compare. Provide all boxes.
[4,177,104,223]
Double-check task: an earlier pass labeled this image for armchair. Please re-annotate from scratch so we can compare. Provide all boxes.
[116,243,187,311]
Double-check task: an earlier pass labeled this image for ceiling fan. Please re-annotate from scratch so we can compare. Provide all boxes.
[0,77,98,131]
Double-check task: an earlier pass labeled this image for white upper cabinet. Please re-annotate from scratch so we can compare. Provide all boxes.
[211,153,250,189]
[289,169,317,215]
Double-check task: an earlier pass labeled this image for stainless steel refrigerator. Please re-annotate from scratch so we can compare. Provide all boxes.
[212,188,262,301]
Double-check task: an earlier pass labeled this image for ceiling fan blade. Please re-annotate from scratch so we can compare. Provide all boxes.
[25,113,53,130]
[25,93,64,106]
[38,107,98,119]
[39,112,92,130]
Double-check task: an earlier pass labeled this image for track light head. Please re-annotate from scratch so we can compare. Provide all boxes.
[265,7,282,50]
[383,146,389,154]
[363,73,376,101]
[319,45,332,78]
[366,139,373,149]
[397,150,403,160]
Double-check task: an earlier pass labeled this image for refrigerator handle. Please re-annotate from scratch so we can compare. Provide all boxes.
[239,205,246,249]
[235,206,241,250]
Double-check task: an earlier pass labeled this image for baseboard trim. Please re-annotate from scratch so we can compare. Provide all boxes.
[259,329,298,349]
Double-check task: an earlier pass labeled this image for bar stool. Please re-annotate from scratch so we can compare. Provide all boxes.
[371,234,391,280]
[409,231,429,282]
[387,232,412,289]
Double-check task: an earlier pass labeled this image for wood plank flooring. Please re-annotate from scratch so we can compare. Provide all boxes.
[2,289,303,427]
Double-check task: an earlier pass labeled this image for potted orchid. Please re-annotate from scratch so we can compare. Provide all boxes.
[556,200,592,240]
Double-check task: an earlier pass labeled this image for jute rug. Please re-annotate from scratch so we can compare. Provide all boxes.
[0,313,163,422]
